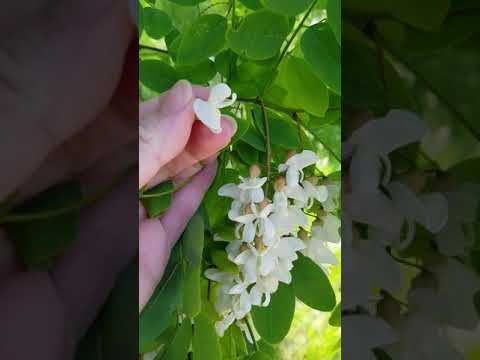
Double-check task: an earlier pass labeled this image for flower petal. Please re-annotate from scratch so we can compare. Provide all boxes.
[193,98,222,133]
[209,83,232,104]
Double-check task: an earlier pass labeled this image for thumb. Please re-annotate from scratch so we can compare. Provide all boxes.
[139,80,196,189]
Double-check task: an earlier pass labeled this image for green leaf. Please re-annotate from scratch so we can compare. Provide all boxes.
[228,10,290,60]
[327,0,340,43]
[231,323,248,356]
[139,250,183,352]
[248,351,272,360]
[6,182,82,269]
[261,0,314,16]
[181,215,204,319]
[140,59,179,94]
[177,14,227,66]
[268,56,329,117]
[167,0,207,5]
[192,313,222,360]
[143,7,173,39]
[176,60,216,85]
[140,181,175,218]
[301,24,341,94]
[329,302,341,326]
[291,254,336,311]
[239,0,264,10]
[211,250,238,273]
[159,318,193,360]
[448,158,480,183]
[251,283,295,344]
[183,265,202,319]
[252,108,300,149]
[236,141,260,164]
[241,128,266,152]
[182,214,204,267]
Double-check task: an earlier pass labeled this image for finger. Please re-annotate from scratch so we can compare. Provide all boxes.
[139,83,214,190]
[50,176,137,339]
[139,160,217,311]
[146,115,236,188]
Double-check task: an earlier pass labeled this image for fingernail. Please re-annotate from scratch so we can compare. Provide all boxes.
[160,80,193,116]
[223,115,238,136]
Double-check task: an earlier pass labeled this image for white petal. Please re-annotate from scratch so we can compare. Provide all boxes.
[209,83,232,104]
[193,98,222,133]
[217,92,237,109]
[250,188,265,203]
[288,150,319,169]
[260,254,276,276]
[218,183,241,199]
[215,312,235,337]
[243,222,257,242]
[205,268,233,283]
[250,285,262,306]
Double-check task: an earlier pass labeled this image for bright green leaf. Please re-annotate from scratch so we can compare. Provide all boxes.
[251,283,295,344]
[183,265,202,319]
[228,10,290,60]
[176,60,216,84]
[327,0,340,43]
[143,7,173,39]
[177,14,227,66]
[239,0,264,10]
[329,302,341,326]
[301,24,341,94]
[159,318,193,360]
[140,59,179,94]
[182,214,204,267]
[291,254,336,311]
[211,250,238,273]
[192,313,222,360]
[261,0,314,16]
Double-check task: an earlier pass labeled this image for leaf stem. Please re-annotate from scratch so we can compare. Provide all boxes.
[245,317,259,352]
[293,112,304,151]
[299,119,341,162]
[259,98,272,190]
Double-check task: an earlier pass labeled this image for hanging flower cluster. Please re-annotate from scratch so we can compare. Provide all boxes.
[205,150,340,338]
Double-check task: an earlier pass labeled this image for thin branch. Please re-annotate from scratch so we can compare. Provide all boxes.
[262,0,318,96]
[299,120,341,163]
[237,97,304,115]
[259,98,272,191]
[245,318,259,352]
[293,112,304,151]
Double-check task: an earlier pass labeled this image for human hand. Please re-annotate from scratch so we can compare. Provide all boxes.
[0,2,137,359]
[139,80,237,311]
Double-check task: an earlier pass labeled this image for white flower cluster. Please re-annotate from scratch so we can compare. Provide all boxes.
[342,110,480,359]
[205,150,340,338]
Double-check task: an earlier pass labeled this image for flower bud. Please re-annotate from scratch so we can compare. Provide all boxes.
[286,150,296,160]
[249,164,261,178]
[259,199,269,210]
[240,243,249,252]
[313,217,324,227]
[243,203,253,215]
[274,177,286,192]
[255,236,266,251]
[298,229,309,241]
[306,176,319,185]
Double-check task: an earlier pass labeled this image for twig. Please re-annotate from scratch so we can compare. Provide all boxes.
[237,97,303,115]
[259,98,271,191]
[245,318,259,352]
[293,112,304,151]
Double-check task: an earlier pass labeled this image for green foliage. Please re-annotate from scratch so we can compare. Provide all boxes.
[139,0,342,358]
[5,181,83,269]
[291,254,336,311]
[251,283,296,344]
[227,10,290,60]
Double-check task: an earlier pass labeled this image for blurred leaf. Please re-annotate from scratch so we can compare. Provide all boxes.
[6,181,82,269]
[291,254,336,311]
[211,250,238,273]
[239,0,264,10]
[329,302,341,326]
[251,283,295,344]
[139,246,183,352]
[176,60,216,84]
[182,214,204,267]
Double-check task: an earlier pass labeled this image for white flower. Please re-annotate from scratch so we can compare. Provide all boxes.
[218,166,267,204]
[193,83,237,134]
[230,202,275,243]
[297,180,328,209]
[323,181,340,212]
[278,150,319,187]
